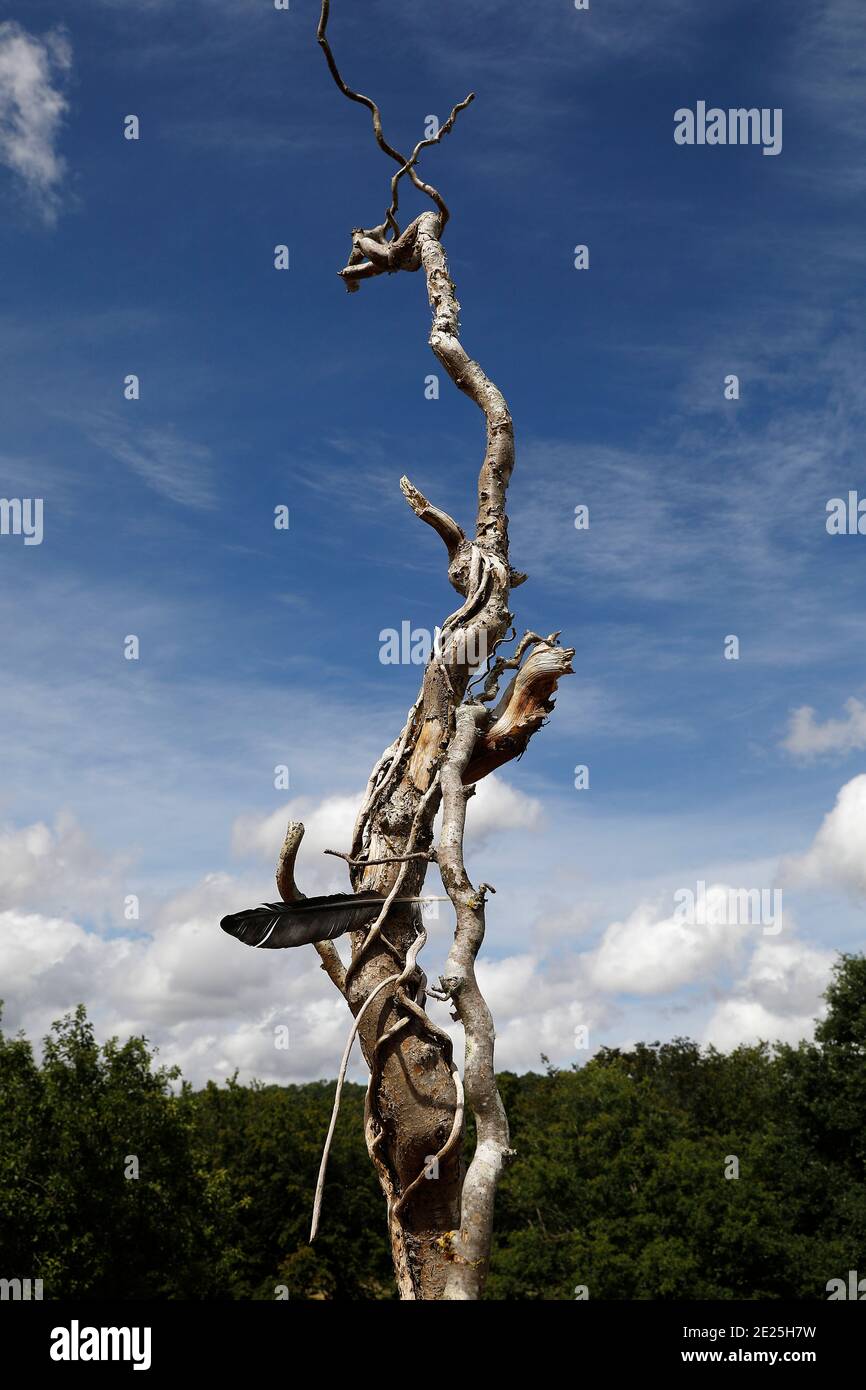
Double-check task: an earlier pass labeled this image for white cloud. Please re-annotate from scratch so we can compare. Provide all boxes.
[586,887,754,995]
[231,793,360,896]
[782,774,866,897]
[0,899,351,1086]
[462,774,542,845]
[0,790,542,1085]
[0,909,130,1027]
[0,885,831,1087]
[0,22,71,220]
[704,937,833,1050]
[735,938,833,1018]
[87,418,217,511]
[0,813,129,924]
[230,773,541,892]
[0,787,844,1087]
[0,892,825,1087]
[469,951,607,1074]
[781,698,866,759]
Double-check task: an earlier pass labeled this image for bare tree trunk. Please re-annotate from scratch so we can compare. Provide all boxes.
[277,3,574,1300]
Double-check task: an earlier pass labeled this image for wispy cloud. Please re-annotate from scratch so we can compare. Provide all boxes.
[86,415,218,510]
[704,936,834,1050]
[782,697,866,760]
[0,21,71,221]
[509,297,866,641]
[781,0,866,193]
[782,775,866,898]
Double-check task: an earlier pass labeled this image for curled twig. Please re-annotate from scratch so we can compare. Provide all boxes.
[317,0,407,234]
[318,0,473,241]
[387,93,475,231]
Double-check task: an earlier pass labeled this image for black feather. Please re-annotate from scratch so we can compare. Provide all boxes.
[220,891,389,949]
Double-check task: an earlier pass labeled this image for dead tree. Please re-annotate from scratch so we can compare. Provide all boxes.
[247,3,572,1300]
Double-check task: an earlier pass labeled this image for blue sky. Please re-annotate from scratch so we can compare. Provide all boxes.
[1,0,865,1084]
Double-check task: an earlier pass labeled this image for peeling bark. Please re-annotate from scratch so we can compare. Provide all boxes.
[267,3,575,1299]
[438,705,515,1299]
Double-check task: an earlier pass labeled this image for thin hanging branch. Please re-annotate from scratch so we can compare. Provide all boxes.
[309,968,400,1242]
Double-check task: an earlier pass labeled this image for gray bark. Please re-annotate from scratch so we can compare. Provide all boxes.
[274,2,575,1300]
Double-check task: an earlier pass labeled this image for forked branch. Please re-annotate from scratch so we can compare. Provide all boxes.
[276,0,575,1300]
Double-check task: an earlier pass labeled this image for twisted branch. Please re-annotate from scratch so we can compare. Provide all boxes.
[437,705,514,1299]
[386,93,475,231]
[288,0,574,1298]
[318,0,472,240]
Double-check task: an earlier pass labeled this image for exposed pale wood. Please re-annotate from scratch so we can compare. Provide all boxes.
[267,0,575,1300]
[276,819,345,993]
[438,705,514,1299]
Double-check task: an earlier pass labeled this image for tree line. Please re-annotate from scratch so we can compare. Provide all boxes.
[1,954,863,1300]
